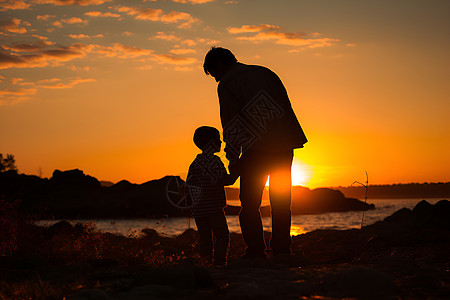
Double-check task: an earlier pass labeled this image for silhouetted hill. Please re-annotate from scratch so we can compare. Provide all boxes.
[0,169,373,219]
[336,182,450,199]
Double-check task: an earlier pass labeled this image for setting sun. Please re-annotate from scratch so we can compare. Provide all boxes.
[265,159,312,187]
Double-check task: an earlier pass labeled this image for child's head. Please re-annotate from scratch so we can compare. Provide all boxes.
[193,126,221,153]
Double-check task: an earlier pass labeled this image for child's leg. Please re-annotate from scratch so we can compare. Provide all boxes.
[211,211,230,266]
[194,217,213,259]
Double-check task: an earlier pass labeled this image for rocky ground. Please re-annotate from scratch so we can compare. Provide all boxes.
[0,200,449,299]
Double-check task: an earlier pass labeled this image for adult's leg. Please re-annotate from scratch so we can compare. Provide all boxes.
[210,211,230,265]
[268,151,294,255]
[194,217,213,258]
[239,152,269,256]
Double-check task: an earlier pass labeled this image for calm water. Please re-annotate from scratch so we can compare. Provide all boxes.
[38,198,444,237]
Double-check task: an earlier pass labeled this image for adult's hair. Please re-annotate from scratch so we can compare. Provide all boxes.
[203,47,237,75]
[193,126,220,150]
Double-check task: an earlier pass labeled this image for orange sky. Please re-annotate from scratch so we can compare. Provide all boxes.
[1,0,449,188]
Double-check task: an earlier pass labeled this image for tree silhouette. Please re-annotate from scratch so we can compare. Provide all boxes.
[0,154,18,173]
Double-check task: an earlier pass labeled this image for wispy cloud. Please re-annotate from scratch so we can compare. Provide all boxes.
[150,32,219,46]
[36,14,55,21]
[0,18,27,35]
[228,24,339,48]
[85,11,121,18]
[0,87,37,105]
[2,40,54,52]
[0,0,30,11]
[170,48,196,55]
[150,31,181,42]
[117,6,162,21]
[0,76,95,105]
[116,6,199,28]
[38,77,96,89]
[152,53,197,65]
[171,0,215,4]
[94,43,153,58]
[69,33,103,39]
[0,87,37,96]
[228,24,280,34]
[33,0,112,6]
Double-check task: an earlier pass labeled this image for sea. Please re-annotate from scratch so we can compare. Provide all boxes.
[37,198,444,237]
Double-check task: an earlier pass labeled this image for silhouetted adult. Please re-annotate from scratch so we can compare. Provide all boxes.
[203,47,307,258]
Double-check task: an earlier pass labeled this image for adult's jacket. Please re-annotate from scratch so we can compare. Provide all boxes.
[217,62,307,163]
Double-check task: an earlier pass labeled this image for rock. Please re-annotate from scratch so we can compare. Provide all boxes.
[46,220,76,238]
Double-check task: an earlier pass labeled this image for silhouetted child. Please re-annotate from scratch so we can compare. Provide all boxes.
[186,126,238,266]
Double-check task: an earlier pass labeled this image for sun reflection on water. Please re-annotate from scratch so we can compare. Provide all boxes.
[290,224,307,236]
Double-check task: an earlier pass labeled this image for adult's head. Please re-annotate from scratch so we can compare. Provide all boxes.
[193,126,221,153]
[203,47,237,82]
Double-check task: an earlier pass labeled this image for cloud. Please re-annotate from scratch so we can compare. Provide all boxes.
[52,21,63,28]
[2,40,54,52]
[118,6,162,21]
[32,34,53,42]
[85,11,121,18]
[0,40,153,69]
[69,33,103,39]
[181,39,196,46]
[229,24,339,48]
[196,37,220,44]
[11,77,35,85]
[170,48,196,55]
[0,0,30,11]
[172,0,215,4]
[122,31,134,36]
[33,0,112,6]
[0,76,96,105]
[160,11,199,28]
[152,53,197,65]
[0,43,92,69]
[0,85,36,105]
[61,17,88,25]
[137,64,153,70]
[228,24,280,34]
[0,18,27,34]
[174,66,194,71]
[94,43,153,59]
[7,77,96,89]
[0,87,37,106]
[151,31,181,42]
[37,14,56,21]
[117,6,199,28]
[38,77,96,89]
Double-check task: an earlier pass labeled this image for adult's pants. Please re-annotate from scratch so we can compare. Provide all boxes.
[239,150,293,255]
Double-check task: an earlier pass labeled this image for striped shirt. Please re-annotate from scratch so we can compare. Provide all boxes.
[186,153,228,218]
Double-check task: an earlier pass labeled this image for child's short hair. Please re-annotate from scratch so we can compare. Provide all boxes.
[193,126,220,150]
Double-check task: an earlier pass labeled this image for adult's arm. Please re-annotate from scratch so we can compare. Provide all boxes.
[218,84,242,165]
